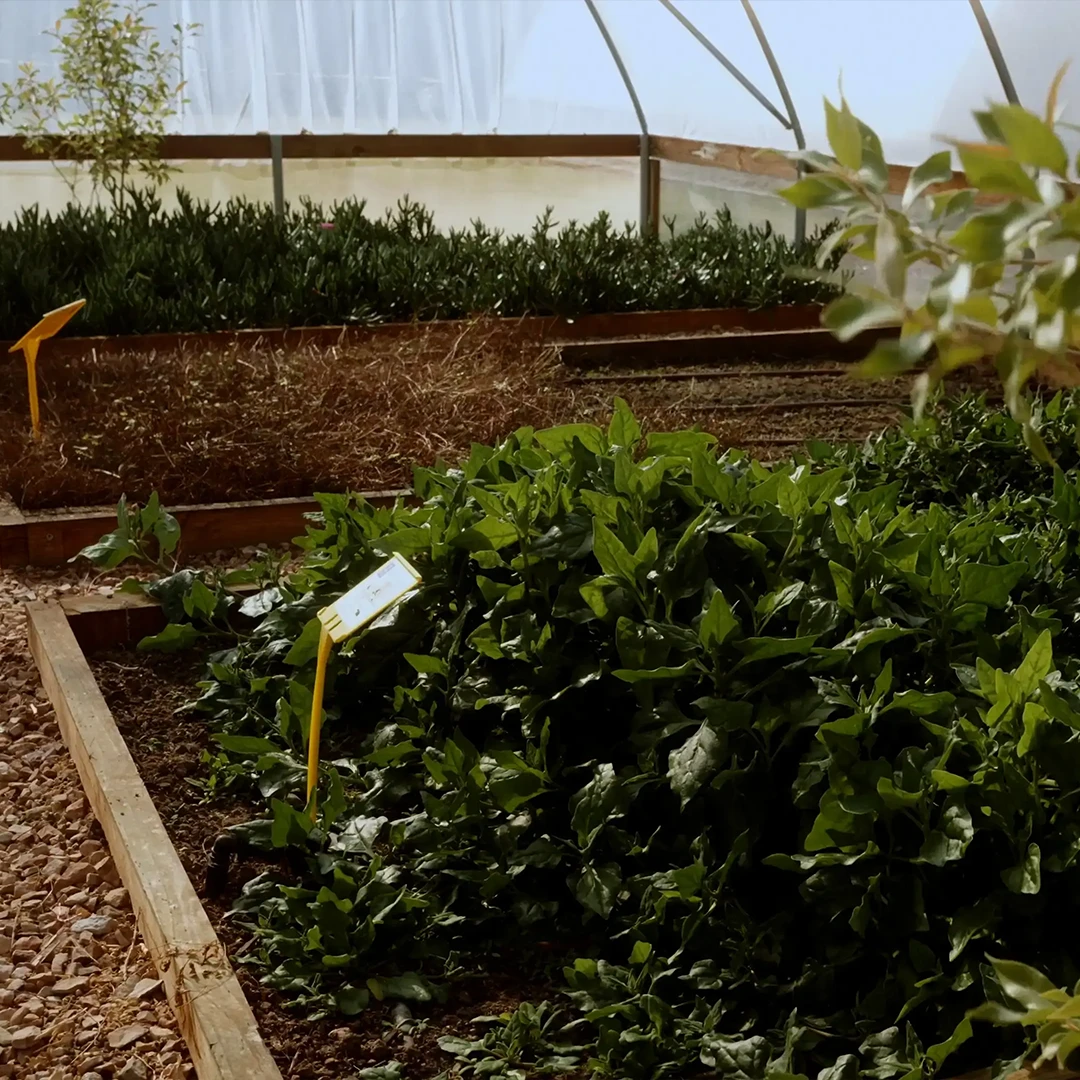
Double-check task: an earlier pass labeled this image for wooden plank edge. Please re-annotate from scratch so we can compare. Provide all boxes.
[560,326,893,369]
[0,304,825,361]
[6,489,411,569]
[649,135,1022,205]
[0,132,642,163]
[60,587,264,654]
[26,602,284,1080]
[0,502,28,570]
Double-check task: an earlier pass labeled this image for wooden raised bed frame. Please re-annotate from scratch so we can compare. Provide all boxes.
[28,597,282,1080]
[25,591,1077,1080]
[0,491,408,571]
[1,310,849,570]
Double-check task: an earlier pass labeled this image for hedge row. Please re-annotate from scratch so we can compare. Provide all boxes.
[0,191,837,337]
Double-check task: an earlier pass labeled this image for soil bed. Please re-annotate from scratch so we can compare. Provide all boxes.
[90,648,580,1080]
[1,320,993,512]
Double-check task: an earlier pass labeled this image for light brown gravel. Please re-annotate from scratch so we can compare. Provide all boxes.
[0,546,273,1079]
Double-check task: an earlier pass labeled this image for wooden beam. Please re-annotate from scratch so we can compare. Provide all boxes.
[27,603,283,1080]
[0,132,641,163]
[648,135,1022,204]
[560,326,894,369]
[0,305,826,364]
[0,491,410,570]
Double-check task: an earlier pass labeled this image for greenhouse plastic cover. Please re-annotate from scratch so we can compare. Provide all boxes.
[0,0,1077,167]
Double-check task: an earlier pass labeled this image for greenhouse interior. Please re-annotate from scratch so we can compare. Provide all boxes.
[2,1,1080,1079]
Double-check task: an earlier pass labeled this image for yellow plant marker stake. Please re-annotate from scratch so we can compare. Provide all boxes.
[9,299,86,439]
[307,552,422,819]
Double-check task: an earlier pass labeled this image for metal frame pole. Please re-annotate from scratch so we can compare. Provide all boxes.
[740,0,807,244]
[968,0,1021,105]
[583,0,654,237]
[269,134,285,219]
[657,0,790,130]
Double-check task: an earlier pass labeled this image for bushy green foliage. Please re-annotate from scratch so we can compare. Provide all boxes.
[84,399,1080,1079]
[809,391,1080,508]
[0,192,836,338]
[779,72,1080,460]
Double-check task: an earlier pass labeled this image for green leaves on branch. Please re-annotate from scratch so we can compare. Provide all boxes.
[780,66,1080,457]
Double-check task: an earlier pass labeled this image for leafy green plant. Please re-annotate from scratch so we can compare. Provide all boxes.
[779,70,1080,459]
[90,400,1080,1078]
[0,193,837,338]
[77,491,180,571]
[970,957,1080,1071]
[437,1001,584,1079]
[0,0,196,208]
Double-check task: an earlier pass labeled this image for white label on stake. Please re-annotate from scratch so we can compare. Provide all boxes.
[318,553,421,643]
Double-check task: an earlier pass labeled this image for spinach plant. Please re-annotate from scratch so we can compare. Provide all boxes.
[88,400,1080,1078]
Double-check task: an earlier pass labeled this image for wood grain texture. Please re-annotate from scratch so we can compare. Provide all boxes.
[0,491,410,569]
[560,326,895,369]
[27,603,282,1080]
[0,132,640,162]
[0,305,826,363]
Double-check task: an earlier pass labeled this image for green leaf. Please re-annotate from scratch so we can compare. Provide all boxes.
[608,397,641,449]
[903,150,954,209]
[405,653,449,676]
[1014,629,1053,694]
[376,973,438,1003]
[822,294,901,343]
[612,662,696,683]
[570,862,622,918]
[270,797,313,848]
[989,954,1058,1008]
[956,142,1040,200]
[891,690,955,715]
[213,734,279,755]
[285,617,323,666]
[874,213,905,299]
[829,561,855,612]
[699,588,738,650]
[592,520,638,584]
[137,622,202,653]
[668,722,724,807]
[736,636,818,664]
[825,97,863,170]
[990,103,1069,173]
[852,334,932,379]
[456,515,519,551]
[926,1017,972,1069]
[777,175,847,209]
[958,562,1027,608]
[1001,842,1042,895]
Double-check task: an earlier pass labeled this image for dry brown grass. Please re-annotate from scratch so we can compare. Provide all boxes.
[0,319,927,512]
[0,320,583,510]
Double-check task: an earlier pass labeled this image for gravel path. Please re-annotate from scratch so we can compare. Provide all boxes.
[0,565,197,1080]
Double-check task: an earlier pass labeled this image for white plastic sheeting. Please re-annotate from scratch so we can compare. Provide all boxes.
[0,0,1076,233]
[1,0,1076,162]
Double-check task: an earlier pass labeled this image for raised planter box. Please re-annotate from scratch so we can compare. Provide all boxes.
[26,592,1074,1080]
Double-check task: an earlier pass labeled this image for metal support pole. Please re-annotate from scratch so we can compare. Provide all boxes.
[583,0,652,237]
[269,134,285,218]
[657,0,790,130]
[741,0,807,244]
[968,0,1021,104]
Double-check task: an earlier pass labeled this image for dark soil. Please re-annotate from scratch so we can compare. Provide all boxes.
[0,317,995,513]
[90,649,576,1080]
